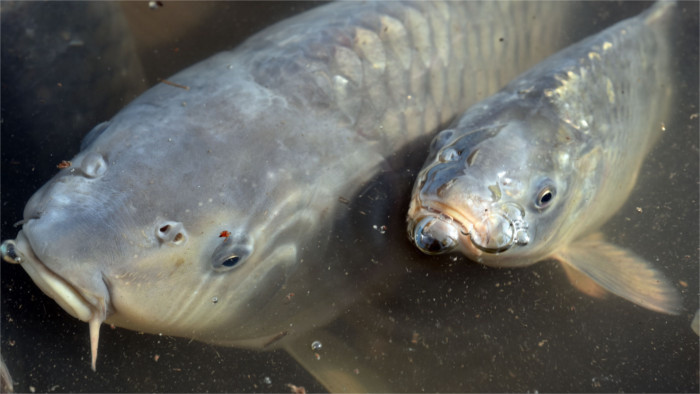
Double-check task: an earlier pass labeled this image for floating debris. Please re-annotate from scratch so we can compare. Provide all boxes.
[159,79,190,91]
[57,160,72,169]
[372,224,387,234]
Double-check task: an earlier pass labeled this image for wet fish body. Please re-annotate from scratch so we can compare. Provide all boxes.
[1,1,589,390]
[408,2,680,314]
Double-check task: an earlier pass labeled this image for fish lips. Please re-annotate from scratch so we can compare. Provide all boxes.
[5,229,110,325]
[407,199,482,258]
[408,198,531,258]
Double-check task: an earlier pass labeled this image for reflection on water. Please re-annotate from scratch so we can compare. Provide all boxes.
[1,2,697,392]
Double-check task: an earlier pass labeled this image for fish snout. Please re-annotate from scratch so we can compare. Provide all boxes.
[22,152,110,221]
[1,232,109,323]
[407,198,530,258]
[410,215,460,255]
[2,231,109,370]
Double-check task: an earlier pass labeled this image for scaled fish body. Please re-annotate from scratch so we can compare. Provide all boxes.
[408,2,680,315]
[2,1,595,391]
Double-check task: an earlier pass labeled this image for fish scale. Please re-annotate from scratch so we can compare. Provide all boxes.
[240,1,576,149]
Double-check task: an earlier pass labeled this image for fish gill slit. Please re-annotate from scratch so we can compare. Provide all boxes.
[166,274,212,327]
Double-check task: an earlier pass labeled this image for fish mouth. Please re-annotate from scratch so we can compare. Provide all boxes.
[408,198,529,256]
[1,230,108,371]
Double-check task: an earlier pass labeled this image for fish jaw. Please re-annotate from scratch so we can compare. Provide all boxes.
[1,232,108,370]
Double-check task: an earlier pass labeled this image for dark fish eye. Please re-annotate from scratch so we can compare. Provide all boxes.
[211,233,252,272]
[221,255,241,268]
[535,184,556,209]
[213,253,245,272]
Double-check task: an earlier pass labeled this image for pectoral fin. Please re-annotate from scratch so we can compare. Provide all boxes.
[552,233,682,315]
[560,262,609,300]
[284,329,392,393]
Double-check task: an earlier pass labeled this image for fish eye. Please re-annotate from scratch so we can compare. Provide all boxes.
[213,252,247,272]
[211,233,252,272]
[534,182,556,209]
[221,255,241,268]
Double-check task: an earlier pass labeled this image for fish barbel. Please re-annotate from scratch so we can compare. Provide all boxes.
[408,2,681,315]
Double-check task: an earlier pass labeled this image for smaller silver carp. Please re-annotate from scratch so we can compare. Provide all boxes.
[407,2,681,314]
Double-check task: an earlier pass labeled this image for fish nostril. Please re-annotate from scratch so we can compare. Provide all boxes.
[173,233,185,244]
[80,152,107,179]
[438,148,460,163]
[156,221,187,246]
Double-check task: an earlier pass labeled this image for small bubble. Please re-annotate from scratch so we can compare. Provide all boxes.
[212,297,219,304]
[263,376,272,385]
[310,340,322,351]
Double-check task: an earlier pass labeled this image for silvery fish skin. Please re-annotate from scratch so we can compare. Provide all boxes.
[0,354,12,393]
[408,2,680,315]
[1,1,582,390]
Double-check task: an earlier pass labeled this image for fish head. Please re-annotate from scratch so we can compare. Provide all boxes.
[1,77,325,368]
[408,93,583,266]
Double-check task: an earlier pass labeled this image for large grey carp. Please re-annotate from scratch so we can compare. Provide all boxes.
[0,1,642,391]
[408,2,680,315]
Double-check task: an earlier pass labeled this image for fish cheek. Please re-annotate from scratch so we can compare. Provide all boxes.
[173,257,186,270]
[241,263,287,315]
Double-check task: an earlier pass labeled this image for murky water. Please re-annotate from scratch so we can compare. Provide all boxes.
[1,2,697,392]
